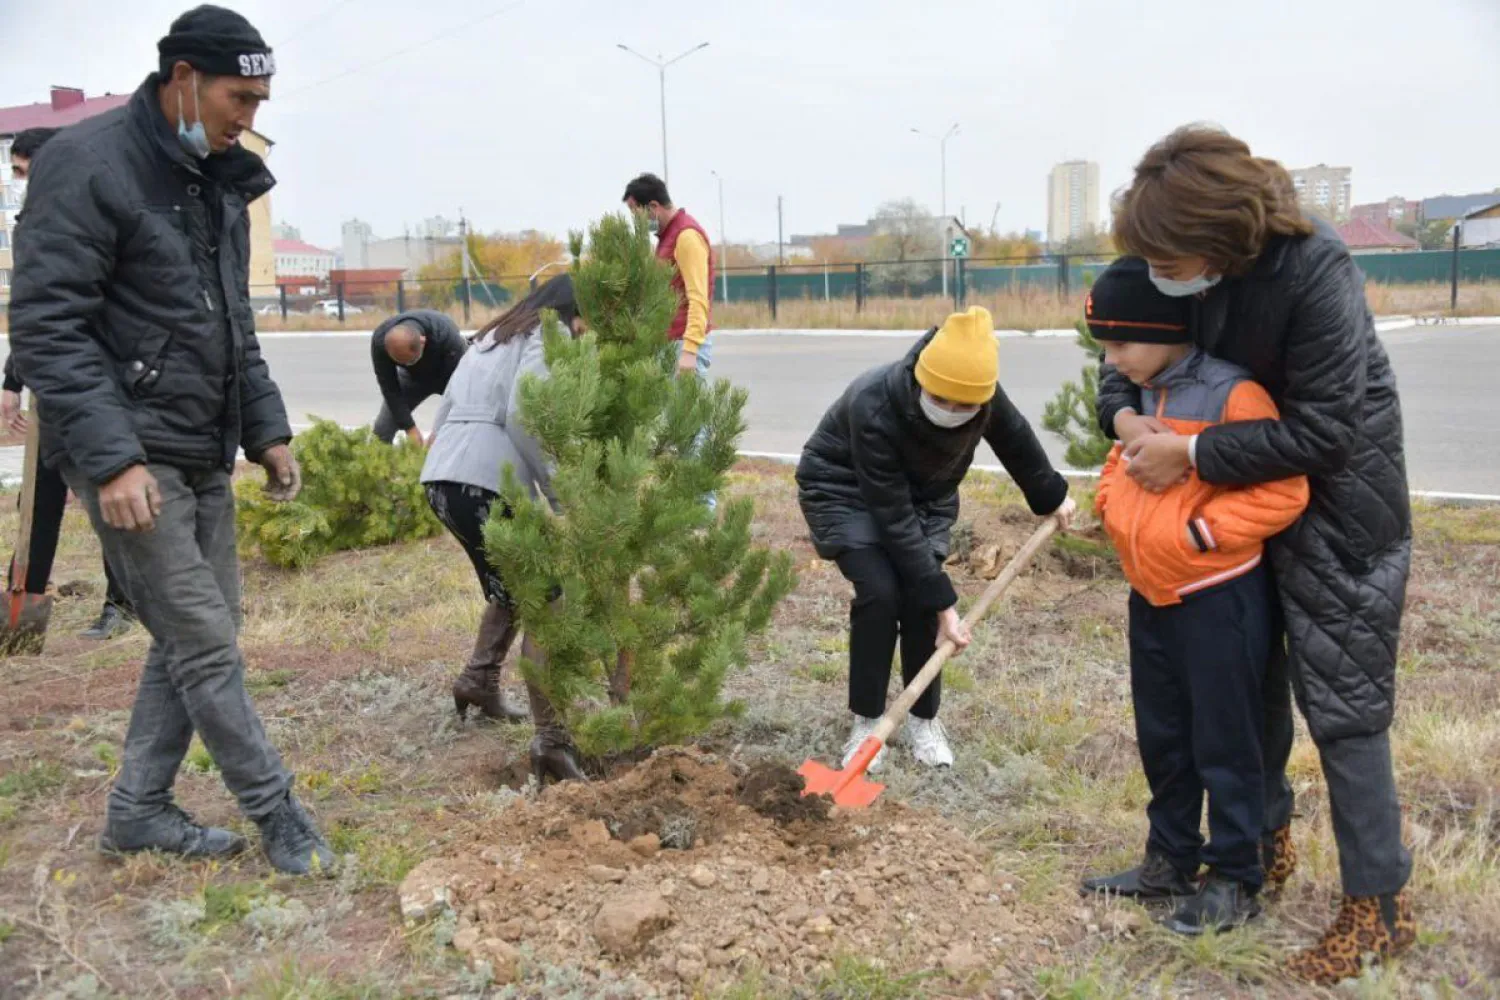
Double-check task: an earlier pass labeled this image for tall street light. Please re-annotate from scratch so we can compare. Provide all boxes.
[710,169,728,303]
[912,123,960,296]
[617,42,710,186]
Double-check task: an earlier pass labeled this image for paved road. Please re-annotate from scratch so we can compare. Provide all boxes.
[4,324,1498,495]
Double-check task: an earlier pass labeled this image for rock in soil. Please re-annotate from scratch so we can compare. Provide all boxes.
[420,748,1043,998]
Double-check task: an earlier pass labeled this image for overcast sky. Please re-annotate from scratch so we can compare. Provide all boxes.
[4,0,1497,250]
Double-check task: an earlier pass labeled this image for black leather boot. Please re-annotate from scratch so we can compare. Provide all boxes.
[1081,850,1198,899]
[1166,872,1261,935]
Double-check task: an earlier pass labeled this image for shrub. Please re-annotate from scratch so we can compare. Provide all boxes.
[237,419,441,568]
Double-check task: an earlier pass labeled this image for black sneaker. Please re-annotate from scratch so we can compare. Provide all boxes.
[99,804,247,860]
[1166,873,1261,935]
[256,793,336,876]
[81,603,132,640]
[1081,851,1198,899]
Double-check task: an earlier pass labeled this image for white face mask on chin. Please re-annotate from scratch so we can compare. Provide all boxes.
[920,391,979,429]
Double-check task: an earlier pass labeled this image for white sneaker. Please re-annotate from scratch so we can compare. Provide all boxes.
[841,715,887,773]
[907,716,955,768]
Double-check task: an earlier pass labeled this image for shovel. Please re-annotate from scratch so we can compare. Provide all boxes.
[799,518,1059,808]
[2,403,54,656]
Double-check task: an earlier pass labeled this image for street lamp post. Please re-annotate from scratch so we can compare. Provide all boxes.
[617,42,710,186]
[912,123,959,296]
[711,169,728,303]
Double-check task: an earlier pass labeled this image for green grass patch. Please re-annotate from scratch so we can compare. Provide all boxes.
[182,738,218,774]
[0,761,67,800]
[328,820,422,888]
[247,668,296,693]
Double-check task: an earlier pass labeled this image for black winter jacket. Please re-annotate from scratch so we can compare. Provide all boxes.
[8,75,290,485]
[1097,223,1410,742]
[798,329,1069,612]
[370,310,467,432]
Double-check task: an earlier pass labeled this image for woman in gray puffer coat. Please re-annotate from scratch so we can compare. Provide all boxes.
[420,275,585,783]
[1097,125,1414,986]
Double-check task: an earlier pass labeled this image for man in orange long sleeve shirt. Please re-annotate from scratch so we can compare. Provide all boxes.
[1079,258,1309,936]
[623,173,714,378]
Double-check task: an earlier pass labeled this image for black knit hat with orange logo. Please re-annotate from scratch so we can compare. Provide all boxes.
[1085,257,1191,345]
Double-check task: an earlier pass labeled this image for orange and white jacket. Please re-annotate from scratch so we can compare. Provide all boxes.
[1095,351,1310,608]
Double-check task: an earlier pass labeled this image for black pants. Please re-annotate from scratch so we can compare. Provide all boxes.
[834,547,942,721]
[424,481,511,606]
[1130,565,1271,888]
[8,462,130,608]
[373,373,441,444]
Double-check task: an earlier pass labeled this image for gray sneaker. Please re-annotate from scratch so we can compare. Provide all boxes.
[256,794,336,876]
[99,804,247,860]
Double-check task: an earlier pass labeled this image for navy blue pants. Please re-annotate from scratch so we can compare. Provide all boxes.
[1130,565,1271,888]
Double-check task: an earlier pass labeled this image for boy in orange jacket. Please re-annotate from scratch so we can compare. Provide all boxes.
[1080,258,1309,935]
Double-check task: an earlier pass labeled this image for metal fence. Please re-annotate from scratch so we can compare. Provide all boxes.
[244,245,1500,323]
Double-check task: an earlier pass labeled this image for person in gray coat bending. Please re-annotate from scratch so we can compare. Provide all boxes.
[420,275,586,783]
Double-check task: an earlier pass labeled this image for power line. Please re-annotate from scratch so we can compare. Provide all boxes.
[275,0,358,51]
[277,0,527,101]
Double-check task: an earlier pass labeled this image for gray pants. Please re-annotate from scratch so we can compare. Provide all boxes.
[64,463,291,823]
[1262,602,1412,897]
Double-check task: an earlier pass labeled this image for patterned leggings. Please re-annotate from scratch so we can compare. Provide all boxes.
[424,481,512,607]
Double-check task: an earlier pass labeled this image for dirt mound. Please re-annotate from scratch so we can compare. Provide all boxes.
[404,749,1067,996]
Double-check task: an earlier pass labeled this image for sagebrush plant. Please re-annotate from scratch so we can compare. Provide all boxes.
[237,419,441,568]
[484,212,797,757]
[1042,319,1115,469]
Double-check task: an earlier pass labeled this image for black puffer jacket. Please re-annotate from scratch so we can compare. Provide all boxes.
[9,75,290,485]
[1097,223,1410,742]
[798,329,1069,611]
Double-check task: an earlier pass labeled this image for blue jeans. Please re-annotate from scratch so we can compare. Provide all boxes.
[676,338,716,511]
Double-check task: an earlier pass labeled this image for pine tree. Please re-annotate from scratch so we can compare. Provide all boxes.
[483,213,796,757]
[1041,320,1115,469]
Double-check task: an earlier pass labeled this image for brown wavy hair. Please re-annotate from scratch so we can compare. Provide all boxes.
[1113,124,1313,275]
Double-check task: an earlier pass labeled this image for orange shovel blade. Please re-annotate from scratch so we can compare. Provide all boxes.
[797,737,887,809]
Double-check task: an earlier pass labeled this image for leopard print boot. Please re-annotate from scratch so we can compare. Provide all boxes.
[1262,825,1297,895]
[1286,892,1417,986]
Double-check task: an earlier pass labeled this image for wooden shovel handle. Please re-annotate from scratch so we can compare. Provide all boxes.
[10,399,43,594]
[870,518,1058,745]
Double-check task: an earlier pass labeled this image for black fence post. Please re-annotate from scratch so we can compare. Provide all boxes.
[768,265,778,321]
[1057,253,1069,300]
[278,284,287,320]
[396,280,406,314]
[855,262,865,313]
[336,282,345,323]
[1451,224,1461,311]
[956,258,967,309]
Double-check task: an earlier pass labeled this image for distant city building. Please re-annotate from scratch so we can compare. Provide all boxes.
[1047,160,1100,246]
[1422,190,1500,223]
[1351,197,1420,228]
[271,221,302,241]
[1,86,130,301]
[340,217,462,277]
[274,238,337,281]
[789,214,967,260]
[1289,165,1352,221]
[418,215,458,239]
[1334,218,1419,254]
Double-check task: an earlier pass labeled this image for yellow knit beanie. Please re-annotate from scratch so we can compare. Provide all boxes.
[915,306,998,405]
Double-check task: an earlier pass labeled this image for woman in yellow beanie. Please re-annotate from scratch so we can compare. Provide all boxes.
[796,307,1076,769]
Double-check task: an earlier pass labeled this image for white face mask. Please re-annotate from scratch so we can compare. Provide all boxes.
[10,179,27,207]
[1148,267,1220,297]
[920,391,979,429]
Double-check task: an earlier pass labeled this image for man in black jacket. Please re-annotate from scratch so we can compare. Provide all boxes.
[797,307,1075,771]
[8,4,332,875]
[369,310,466,445]
[2,126,135,640]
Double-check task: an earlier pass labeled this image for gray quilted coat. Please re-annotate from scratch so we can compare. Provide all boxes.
[1097,223,1411,742]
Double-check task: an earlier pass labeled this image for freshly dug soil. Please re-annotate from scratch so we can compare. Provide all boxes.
[407,749,1074,997]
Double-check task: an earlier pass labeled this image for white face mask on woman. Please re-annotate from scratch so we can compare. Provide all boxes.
[919,391,979,429]
[1148,267,1220,298]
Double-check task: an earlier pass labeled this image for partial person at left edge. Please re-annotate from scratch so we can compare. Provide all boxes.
[3,126,136,640]
[7,3,335,876]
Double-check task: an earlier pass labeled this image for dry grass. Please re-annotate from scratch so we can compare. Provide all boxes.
[1364,281,1500,318]
[0,468,1495,998]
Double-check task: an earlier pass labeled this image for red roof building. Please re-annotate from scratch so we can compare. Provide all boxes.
[1334,218,1420,254]
[0,86,131,136]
